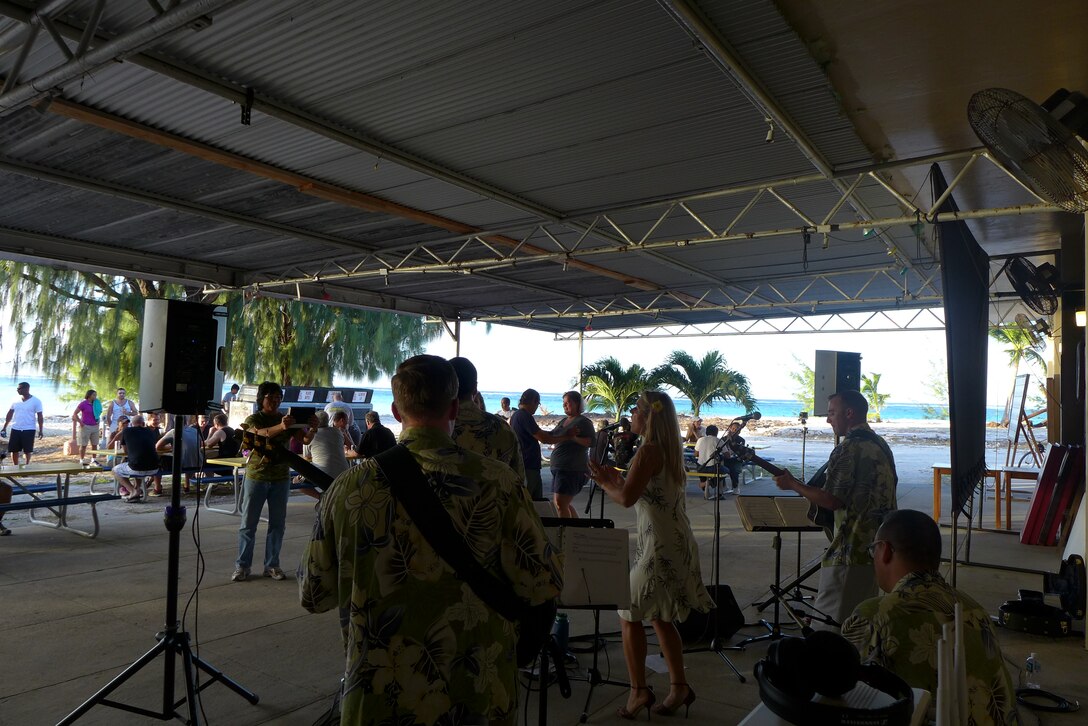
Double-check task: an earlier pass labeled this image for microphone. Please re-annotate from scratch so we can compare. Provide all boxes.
[598,421,624,432]
[733,411,762,424]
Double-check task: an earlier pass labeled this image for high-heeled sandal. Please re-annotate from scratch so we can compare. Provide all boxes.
[617,686,656,720]
[651,683,696,718]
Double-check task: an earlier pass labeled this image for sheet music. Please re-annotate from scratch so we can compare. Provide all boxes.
[735,496,788,530]
[552,527,631,609]
[533,500,559,519]
[774,498,814,527]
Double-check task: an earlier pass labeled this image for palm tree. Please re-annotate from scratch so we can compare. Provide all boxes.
[652,350,755,417]
[580,357,657,420]
[989,325,1047,377]
[861,373,891,422]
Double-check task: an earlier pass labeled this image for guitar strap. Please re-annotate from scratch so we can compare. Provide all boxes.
[373,444,528,626]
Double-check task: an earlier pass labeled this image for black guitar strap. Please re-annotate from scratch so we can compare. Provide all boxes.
[373,444,527,625]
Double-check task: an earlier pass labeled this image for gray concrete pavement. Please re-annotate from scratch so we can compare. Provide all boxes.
[1,436,1084,725]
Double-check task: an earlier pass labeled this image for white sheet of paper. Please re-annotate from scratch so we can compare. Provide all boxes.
[554,527,631,609]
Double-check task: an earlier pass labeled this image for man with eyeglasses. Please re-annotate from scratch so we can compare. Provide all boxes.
[773,389,897,629]
[842,510,1019,724]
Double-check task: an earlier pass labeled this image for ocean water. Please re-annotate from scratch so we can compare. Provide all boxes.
[6,374,1002,423]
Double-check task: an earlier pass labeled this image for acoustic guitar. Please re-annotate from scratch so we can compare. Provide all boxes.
[235,428,334,490]
[723,439,834,540]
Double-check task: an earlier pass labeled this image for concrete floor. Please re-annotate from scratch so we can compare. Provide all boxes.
[1,435,1085,725]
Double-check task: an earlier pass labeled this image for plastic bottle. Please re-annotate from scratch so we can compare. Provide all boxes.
[1025,652,1042,689]
[553,613,569,652]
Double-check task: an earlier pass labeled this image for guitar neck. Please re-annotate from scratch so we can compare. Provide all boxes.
[745,453,785,478]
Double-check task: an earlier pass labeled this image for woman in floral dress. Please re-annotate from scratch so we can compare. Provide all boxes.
[590,390,714,719]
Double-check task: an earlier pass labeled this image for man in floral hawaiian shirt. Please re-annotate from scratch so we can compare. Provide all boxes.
[449,356,526,482]
[300,355,562,725]
[842,509,1020,724]
[774,389,897,629]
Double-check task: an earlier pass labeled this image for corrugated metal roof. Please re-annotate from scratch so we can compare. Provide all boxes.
[0,0,1071,333]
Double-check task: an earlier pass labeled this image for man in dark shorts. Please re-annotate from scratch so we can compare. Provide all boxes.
[113,415,162,502]
[509,388,573,501]
[2,381,44,466]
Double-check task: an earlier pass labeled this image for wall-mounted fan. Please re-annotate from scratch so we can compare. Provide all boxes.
[1014,313,1050,347]
[968,88,1088,213]
[1000,256,1060,316]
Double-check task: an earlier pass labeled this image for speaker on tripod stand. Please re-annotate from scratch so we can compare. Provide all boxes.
[60,299,256,725]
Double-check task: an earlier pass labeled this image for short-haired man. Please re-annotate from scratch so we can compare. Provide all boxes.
[301,355,562,724]
[449,357,525,481]
[2,381,44,466]
[842,510,1019,724]
[103,387,138,435]
[509,388,574,500]
[324,391,361,447]
[496,396,514,422]
[221,383,240,415]
[694,424,721,497]
[774,390,897,628]
[113,415,162,502]
[352,410,396,460]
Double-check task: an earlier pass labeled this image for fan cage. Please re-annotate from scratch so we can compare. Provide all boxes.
[968,88,1088,213]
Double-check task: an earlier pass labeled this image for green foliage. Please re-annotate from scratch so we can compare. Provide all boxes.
[652,350,755,417]
[0,262,440,395]
[216,293,438,386]
[580,357,657,420]
[788,355,815,414]
[860,372,891,422]
[0,261,183,397]
[989,324,1047,376]
[921,359,949,419]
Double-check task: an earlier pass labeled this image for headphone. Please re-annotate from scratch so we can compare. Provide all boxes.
[755,632,914,726]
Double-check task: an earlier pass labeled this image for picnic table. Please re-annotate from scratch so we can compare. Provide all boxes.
[0,462,119,538]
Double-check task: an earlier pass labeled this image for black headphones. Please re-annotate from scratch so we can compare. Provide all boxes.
[755,632,914,726]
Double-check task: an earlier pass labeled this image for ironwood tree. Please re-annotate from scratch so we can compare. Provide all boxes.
[0,261,438,396]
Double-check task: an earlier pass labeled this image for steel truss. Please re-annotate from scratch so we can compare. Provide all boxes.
[0,0,237,115]
[540,298,1029,341]
[217,149,1059,312]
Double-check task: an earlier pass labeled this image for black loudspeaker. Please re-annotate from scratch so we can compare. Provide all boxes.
[675,584,745,642]
[813,350,862,416]
[139,299,226,414]
[755,633,914,725]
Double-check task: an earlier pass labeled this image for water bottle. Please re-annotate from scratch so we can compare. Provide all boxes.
[552,613,569,652]
[1025,652,1042,689]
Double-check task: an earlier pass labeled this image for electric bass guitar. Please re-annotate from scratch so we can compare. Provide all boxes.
[234,428,335,490]
[724,439,834,540]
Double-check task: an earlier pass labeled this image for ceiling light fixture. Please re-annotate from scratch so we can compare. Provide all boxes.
[764,117,775,143]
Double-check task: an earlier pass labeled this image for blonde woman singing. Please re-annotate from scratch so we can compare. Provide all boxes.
[589,390,713,719]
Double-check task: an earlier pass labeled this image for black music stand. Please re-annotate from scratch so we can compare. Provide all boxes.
[734,493,823,645]
[59,415,257,724]
[538,517,630,724]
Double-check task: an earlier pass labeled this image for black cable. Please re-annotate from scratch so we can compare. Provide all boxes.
[1016,688,1080,713]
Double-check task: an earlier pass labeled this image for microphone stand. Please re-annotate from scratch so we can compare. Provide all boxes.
[684,426,745,682]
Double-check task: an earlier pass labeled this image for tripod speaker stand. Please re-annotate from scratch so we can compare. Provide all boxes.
[60,415,257,724]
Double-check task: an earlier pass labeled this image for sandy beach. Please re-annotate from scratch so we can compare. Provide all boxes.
[24,410,1022,466]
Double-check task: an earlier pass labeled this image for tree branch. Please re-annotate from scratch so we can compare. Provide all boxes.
[17,272,118,307]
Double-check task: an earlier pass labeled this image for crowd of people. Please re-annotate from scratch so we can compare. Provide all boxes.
[3,367,1022,723]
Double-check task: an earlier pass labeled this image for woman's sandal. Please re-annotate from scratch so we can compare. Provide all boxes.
[617,686,656,721]
[651,683,696,718]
